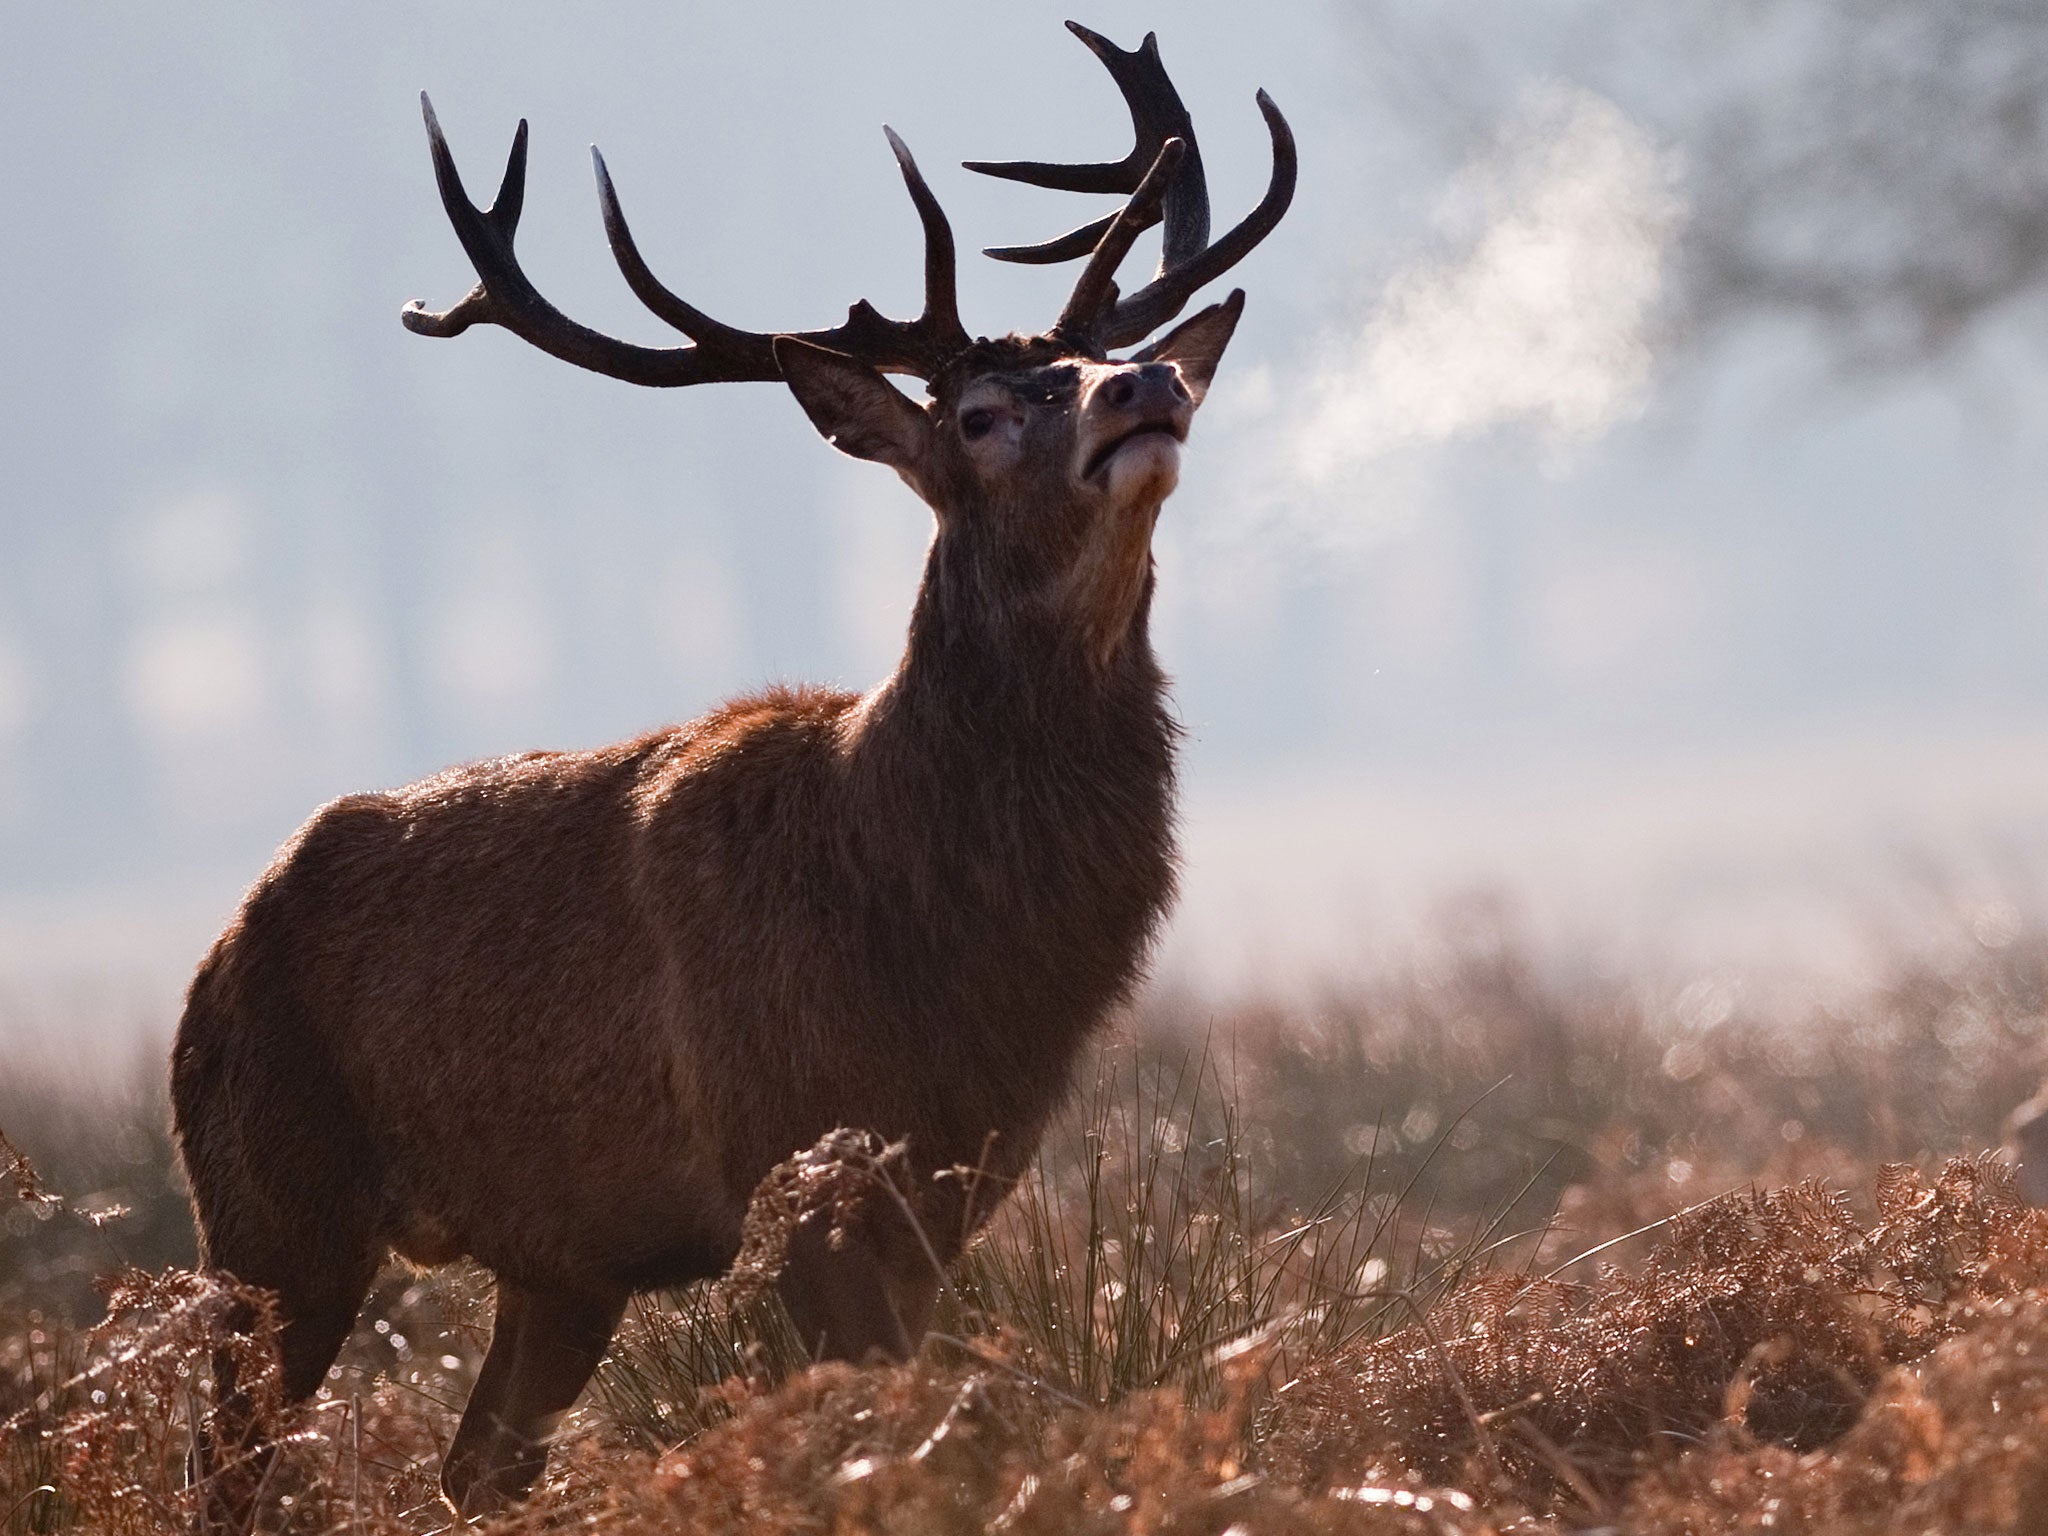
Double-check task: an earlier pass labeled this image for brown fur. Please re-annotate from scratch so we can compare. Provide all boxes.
[171,307,1242,1513]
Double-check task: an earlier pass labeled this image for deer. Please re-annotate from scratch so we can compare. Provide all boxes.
[170,22,1293,1518]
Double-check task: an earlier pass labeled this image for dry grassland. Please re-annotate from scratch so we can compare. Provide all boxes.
[6,918,2048,1533]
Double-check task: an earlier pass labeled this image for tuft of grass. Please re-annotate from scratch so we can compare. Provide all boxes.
[944,1042,1493,1413]
[593,1285,813,1452]
[593,1041,1521,1462]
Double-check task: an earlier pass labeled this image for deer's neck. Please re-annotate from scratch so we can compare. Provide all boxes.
[848,523,1180,1000]
[881,525,1175,779]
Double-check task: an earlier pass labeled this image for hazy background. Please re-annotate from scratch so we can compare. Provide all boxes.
[6,0,2048,1057]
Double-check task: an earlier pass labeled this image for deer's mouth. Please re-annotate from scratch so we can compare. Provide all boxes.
[1083,420,1188,482]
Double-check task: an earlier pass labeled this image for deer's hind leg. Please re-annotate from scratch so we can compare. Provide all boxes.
[193,1249,380,1528]
[440,1281,626,1515]
[186,1148,382,1523]
[175,1020,385,1527]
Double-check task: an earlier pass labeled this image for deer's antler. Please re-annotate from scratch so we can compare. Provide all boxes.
[966,22,1296,352]
[401,95,971,385]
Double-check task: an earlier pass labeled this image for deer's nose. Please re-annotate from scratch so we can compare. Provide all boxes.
[1103,362,1189,412]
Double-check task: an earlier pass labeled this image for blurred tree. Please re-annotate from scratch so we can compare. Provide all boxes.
[1352,0,2048,366]
[1682,0,2048,363]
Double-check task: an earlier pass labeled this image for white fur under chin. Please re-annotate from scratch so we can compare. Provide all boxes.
[1102,435,1182,505]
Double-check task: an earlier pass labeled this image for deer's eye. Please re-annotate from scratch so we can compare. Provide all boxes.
[959,407,997,440]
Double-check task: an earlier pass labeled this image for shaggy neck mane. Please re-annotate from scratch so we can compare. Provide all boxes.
[880,515,1177,787]
[842,516,1181,1103]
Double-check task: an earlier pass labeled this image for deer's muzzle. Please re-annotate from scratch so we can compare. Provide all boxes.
[1081,364,1194,482]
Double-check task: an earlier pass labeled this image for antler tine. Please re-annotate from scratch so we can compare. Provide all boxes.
[486,109,527,235]
[403,94,774,385]
[984,214,1119,267]
[594,127,967,378]
[963,24,1164,194]
[406,99,971,385]
[962,27,1293,353]
[882,127,969,360]
[967,24,1210,275]
[592,148,778,375]
[1098,90,1295,350]
[1053,139,1184,343]
[399,95,521,342]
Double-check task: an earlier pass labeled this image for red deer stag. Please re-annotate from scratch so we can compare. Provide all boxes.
[172,22,1293,1517]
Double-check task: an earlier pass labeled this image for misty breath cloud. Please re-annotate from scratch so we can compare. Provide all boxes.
[1325,86,1677,456]
[1204,86,1681,555]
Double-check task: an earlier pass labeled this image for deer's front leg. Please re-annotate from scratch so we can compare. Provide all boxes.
[441,1282,626,1515]
[776,1198,943,1363]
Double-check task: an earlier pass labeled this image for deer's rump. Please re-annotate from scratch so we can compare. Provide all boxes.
[174,726,753,1293]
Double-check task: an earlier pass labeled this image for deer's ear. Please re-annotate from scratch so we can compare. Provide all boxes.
[774,337,932,475]
[1133,289,1245,405]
